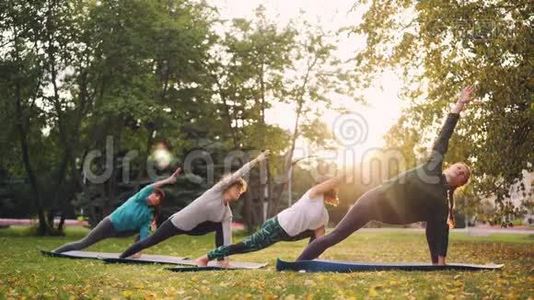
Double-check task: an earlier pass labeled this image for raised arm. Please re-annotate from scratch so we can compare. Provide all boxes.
[308,172,349,198]
[150,167,181,189]
[213,150,269,191]
[428,86,475,166]
[132,168,181,204]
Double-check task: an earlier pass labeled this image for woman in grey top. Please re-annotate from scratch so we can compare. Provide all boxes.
[119,150,269,262]
[195,174,348,267]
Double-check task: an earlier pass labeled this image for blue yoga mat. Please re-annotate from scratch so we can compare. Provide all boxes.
[276,258,503,272]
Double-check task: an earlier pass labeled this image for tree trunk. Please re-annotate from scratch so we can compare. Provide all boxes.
[266,56,318,216]
[14,81,51,235]
[45,0,77,233]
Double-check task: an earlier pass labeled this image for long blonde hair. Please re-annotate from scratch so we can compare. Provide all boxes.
[447,163,471,228]
[221,175,248,194]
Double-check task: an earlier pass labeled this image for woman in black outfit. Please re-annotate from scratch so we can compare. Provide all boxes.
[297,86,475,265]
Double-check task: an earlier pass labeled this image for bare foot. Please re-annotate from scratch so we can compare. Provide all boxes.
[216,259,230,268]
[130,252,142,259]
[195,255,209,267]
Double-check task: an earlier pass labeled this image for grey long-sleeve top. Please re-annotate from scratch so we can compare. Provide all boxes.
[169,158,260,246]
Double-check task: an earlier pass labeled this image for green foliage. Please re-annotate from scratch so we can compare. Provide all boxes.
[0,1,355,232]
[356,1,533,215]
[204,5,296,152]
[299,118,335,149]
[0,0,219,231]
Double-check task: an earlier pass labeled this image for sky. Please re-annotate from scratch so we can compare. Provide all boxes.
[209,0,407,166]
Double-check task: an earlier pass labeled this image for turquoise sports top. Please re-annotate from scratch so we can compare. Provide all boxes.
[110,185,154,240]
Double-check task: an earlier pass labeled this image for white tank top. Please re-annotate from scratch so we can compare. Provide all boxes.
[277,189,329,237]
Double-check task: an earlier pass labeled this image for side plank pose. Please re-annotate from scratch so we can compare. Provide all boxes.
[194,174,347,267]
[53,168,181,254]
[119,151,270,262]
[297,86,475,265]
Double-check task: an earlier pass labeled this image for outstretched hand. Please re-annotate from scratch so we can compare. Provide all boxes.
[152,167,182,188]
[257,150,270,162]
[168,167,181,184]
[452,86,476,113]
[458,85,475,105]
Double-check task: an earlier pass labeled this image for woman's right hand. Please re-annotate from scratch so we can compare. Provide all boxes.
[457,86,475,105]
[257,150,270,161]
[168,167,182,184]
[452,86,475,113]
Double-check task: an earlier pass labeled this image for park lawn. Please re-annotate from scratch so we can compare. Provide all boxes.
[0,227,532,299]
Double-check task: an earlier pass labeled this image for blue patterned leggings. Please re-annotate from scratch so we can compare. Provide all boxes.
[207,217,314,260]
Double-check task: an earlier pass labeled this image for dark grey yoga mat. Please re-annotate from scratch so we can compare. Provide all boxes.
[103,257,267,269]
[276,258,503,272]
[41,250,187,264]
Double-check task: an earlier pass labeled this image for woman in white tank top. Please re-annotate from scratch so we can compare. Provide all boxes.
[195,174,347,267]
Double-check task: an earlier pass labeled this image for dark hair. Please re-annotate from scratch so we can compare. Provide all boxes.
[151,188,165,225]
[152,188,166,201]
[324,189,339,206]
[324,188,337,198]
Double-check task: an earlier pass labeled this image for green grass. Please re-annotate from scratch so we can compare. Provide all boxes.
[1,227,532,299]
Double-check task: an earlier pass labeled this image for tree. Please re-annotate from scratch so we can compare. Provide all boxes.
[202,6,356,229]
[0,0,218,234]
[73,0,218,227]
[266,15,356,217]
[202,7,296,229]
[0,0,53,234]
[351,0,533,216]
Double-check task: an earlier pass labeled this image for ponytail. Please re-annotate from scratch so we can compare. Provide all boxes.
[447,187,456,229]
[151,187,165,226]
[152,204,161,228]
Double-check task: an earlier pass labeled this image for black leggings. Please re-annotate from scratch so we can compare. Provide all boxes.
[297,187,412,260]
[54,217,137,253]
[120,219,223,258]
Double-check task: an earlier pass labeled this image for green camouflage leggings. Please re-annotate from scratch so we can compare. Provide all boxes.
[207,217,314,260]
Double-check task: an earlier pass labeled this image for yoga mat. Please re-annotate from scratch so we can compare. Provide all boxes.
[103,257,267,269]
[276,258,503,272]
[41,250,187,264]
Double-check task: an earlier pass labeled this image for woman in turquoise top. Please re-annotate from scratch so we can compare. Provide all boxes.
[53,168,181,254]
